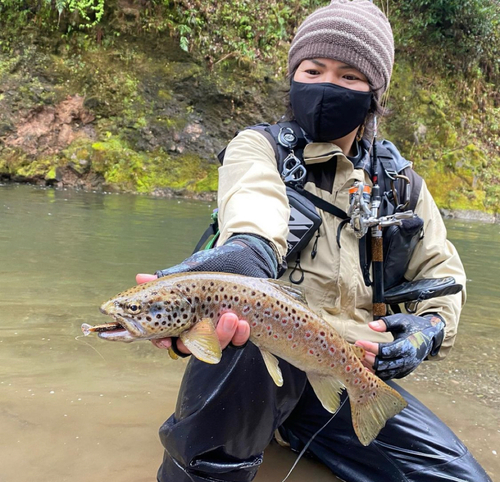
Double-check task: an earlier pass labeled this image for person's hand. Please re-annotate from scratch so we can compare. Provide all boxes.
[136,273,157,284]
[136,273,251,355]
[355,313,445,380]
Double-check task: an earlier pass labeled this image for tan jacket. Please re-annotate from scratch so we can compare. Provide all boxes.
[217,129,466,360]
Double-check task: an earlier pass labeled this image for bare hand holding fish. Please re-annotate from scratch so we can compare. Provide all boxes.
[84,272,407,446]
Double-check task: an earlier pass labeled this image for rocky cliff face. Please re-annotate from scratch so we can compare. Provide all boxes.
[0,33,286,196]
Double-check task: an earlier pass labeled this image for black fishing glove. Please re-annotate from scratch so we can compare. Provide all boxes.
[374,313,445,380]
[155,233,283,280]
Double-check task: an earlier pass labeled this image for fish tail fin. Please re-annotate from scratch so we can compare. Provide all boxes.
[348,379,407,446]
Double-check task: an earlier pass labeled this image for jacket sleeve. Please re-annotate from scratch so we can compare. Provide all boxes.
[404,178,467,360]
[217,129,290,259]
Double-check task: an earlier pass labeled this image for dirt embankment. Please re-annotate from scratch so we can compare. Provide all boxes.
[0,33,285,195]
[6,94,95,155]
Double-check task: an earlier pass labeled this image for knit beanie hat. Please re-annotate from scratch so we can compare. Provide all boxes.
[288,0,394,100]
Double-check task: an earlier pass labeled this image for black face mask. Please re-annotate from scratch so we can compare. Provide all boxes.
[290,80,373,142]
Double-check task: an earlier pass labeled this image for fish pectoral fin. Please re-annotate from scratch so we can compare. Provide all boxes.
[167,347,179,360]
[180,318,222,364]
[259,349,283,387]
[351,344,365,361]
[307,373,345,413]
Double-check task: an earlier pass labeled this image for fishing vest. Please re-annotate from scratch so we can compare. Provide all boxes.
[207,121,424,291]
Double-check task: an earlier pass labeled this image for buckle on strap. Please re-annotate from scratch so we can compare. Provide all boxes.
[281,153,307,184]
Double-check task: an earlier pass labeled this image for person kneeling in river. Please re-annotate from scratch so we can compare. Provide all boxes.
[138,1,491,481]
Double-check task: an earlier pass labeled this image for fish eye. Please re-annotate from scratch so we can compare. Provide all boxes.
[126,303,142,314]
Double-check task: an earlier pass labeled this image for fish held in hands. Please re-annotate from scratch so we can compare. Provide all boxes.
[87,272,407,445]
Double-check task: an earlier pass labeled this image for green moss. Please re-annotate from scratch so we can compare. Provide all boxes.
[193,164,219,192]
[154,116,188,131]
[86,135,216,194]
[45,166,57,180]
[158,89,173,101]
[17,158,53,178]
[161,61,203,83]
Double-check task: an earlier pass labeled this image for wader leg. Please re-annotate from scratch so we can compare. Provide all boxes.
[279,382,492,482]
[157,343,307,482]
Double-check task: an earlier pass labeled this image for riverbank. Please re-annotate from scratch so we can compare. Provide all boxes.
[3,179,500,226]
[1,4,499,213]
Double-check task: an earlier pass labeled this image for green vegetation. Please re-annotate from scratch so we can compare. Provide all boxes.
[90,136,218,193]
[391,0,500,83]
[384,60,500,212]
[384,1,500,212]
[0,0,499,212]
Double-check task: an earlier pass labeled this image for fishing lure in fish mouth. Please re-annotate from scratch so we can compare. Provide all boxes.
[81,302,150,342]
[85,272,407,446]
[81,321,123,335]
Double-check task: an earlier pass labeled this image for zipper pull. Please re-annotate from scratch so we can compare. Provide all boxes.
[311,231,320,259]
[289,252,304,285]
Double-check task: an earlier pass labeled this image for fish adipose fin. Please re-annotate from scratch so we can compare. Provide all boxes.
[180,318,222,364]
[349,381,408,446]
[265,279,308,305]
[307,373,345,413]
[259,349,283,387]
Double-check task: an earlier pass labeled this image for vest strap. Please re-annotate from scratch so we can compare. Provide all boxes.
[295,185,348,220]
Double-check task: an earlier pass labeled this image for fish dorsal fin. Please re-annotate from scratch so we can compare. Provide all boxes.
[307,373,345,413]
[265,279,308,305]
[351,344,365,361]
[259,348,283,387]
[180,318,222,364]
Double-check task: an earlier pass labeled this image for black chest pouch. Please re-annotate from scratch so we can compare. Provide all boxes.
[285,186,322,260]
[383,215,424,290]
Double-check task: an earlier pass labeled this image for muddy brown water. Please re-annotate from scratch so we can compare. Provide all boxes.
[0,184,498,481]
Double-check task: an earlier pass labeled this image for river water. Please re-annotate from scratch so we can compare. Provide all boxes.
[0,184,498,482]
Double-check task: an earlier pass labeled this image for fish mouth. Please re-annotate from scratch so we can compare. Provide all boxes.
[98,327,134,341]
[95,304,139,342]
[96,317,136,342]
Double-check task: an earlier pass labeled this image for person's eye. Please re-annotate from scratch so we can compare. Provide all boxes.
[343,74,360,81]
[305,69,321,75]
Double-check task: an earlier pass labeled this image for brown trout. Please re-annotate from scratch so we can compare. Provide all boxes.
[85,272,407,446]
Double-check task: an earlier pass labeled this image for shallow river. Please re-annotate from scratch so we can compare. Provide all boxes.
[0,184,498,482]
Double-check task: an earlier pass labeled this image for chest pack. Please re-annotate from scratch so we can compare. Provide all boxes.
[199,120,424,291]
